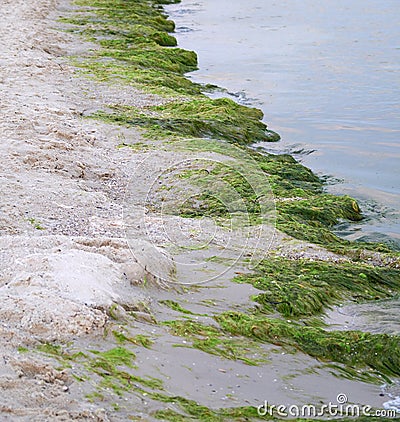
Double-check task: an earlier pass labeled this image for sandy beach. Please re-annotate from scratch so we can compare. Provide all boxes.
[1,0,399,420]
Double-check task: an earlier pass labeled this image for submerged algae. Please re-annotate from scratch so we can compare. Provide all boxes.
[158,310,400,383]
[234,257,400,317]
[34,340,266,420]
[163,319,268,366]
[216,311,400,379]
[37,342,162,391]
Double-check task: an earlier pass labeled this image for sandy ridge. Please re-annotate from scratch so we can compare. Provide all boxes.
[0,0,165,418]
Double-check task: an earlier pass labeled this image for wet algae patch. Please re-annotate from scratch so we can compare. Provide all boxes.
[174,162,267,226]
[234,257,400,318]
[34,341,268,420]
[216,312,400,379]
[162,319,269,366]
[92,97,279,144]
[160,314,400,383]
[180,146,395,254]
[37,343,163,391]
[35,339,398,420]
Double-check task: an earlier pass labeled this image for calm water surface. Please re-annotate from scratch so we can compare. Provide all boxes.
[166,0,400,245]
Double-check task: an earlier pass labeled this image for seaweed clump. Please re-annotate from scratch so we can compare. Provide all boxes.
[216,312,400,379]
[61,0,279,144]
[163,319,267,366]
[234,257,400,317]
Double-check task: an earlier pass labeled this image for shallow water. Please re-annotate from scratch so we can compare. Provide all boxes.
[325,299,400,334]
[165,0,400,245]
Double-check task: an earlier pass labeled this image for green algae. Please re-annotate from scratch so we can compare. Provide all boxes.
[174,146,396,255]
[60,0,202,95]
[85,391,104,402]
[37,342,163,395]
[36,341,265,420]
[27,217,45,230]
[180,144,397,255]
[216,311,400,378]
[48,1,400,418]
[24,337,400,419]
[159,299,207,316]
[61,0,400,258]
[62,0,279,141]
[75,58,202,95]
[234,257,400,317]
[91,96,279,145]
[176,163,266,226]
[37,342,64,356]
[163,319,268,366]
[89,347,136,371]
[112,331,153,348]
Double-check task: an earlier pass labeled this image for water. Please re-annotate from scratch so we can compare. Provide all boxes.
[163,1,400,410]
[325,299,400,335]
[165,0,400,245]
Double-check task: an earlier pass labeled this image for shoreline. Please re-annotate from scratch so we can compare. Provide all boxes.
[0,0,399,419]
[164,0,400,249]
